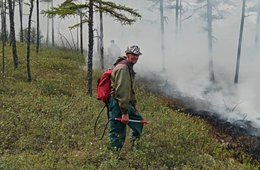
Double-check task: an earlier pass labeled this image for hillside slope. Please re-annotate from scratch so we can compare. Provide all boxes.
[0,44,259,169]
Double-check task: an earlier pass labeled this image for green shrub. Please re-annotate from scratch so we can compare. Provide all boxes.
[0,43,259,170]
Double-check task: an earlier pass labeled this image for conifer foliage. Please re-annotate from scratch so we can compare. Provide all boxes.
[42,0,141,95]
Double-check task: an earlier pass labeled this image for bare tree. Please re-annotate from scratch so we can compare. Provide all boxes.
[160,0,166,72]
[99,0,104,71]
[3,0,7,43]
[27,0,34,81]
[179,0,182,34]
[234,0,246,84]
[8,0,18,68]
[87,0,94,95]
[207,0,215,82]
[254,0,260,48]
[51,0,54,46]
[80,9,83,54]
[36,0,39,53]
[147,0,174,72]
[183,0,232,82]
[1,0,5,73]
[46,1,49,45]
[165,0,183,35]
[176,0,179,36]
[41,0,51,45]
[18,0,23,42]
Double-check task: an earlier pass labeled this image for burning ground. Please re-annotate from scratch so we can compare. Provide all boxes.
[136,73,260,161]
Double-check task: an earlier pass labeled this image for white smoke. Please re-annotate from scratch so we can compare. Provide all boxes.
[105,0,260,128]
[13,0,260,128]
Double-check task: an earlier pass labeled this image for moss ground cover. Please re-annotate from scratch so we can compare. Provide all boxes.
[0,43,259,169]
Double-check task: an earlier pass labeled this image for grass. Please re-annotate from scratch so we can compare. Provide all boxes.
[0,42,259,169]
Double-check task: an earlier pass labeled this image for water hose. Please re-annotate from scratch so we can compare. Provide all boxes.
[94,110,148,140]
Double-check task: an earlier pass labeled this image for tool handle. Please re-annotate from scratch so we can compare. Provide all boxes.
[114,118,148,124]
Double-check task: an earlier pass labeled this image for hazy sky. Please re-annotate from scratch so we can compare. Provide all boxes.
[12,0,260,128]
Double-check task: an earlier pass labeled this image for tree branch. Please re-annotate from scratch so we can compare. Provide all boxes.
[182,5,207,21]
[231,101,244,112]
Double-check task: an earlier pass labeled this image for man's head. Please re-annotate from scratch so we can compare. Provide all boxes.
[125,45,142,66]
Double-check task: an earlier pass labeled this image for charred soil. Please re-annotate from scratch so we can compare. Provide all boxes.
[136,77,260,165]
[169,99,260,165]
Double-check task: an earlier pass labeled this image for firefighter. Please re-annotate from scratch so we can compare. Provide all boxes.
[107,40,121,67]
[109,45,144,150]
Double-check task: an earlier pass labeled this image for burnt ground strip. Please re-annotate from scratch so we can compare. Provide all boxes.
[135,77,260,161]
[183,108,260,160]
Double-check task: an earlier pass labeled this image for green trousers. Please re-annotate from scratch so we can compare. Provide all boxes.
[109,97,143,149]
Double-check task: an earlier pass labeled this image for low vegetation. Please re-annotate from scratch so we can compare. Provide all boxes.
[0,43,259,169]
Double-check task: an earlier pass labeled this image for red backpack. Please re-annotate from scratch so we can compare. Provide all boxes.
[96,68,113,104]
[95,60,131,140]
[95,68,113,140]
[96,60,130,104]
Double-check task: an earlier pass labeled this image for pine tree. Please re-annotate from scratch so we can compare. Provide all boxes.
[42,0,141,95]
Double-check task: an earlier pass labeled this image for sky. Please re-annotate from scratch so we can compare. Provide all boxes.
[11,0,260,130]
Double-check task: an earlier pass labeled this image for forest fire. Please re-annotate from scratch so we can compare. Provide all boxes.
[136,76,260,160]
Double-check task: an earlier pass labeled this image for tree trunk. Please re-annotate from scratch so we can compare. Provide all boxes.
[179,0,182,34]
[27,0,34,81]
[76,17,78,51]
[175,0,179,36]
[36,0,39,53]
[160,0,166,73]
[51,0,54,46]
[99,1,104,71]
[207,0,215,82]
[46,2,49,45]
[96,13,100,54]
[80,11,83,54]
[234,0,246,84]
[87,0,94,95]
[19,0,23,42]
[1,0,5,73]
[3,0,7,43]
[8,0,18,68]
[254,0,260,48]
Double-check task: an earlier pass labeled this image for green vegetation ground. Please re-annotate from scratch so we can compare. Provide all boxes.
[0,43,259,170]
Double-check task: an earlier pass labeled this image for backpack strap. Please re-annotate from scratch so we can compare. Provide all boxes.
[118,60,131,69]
